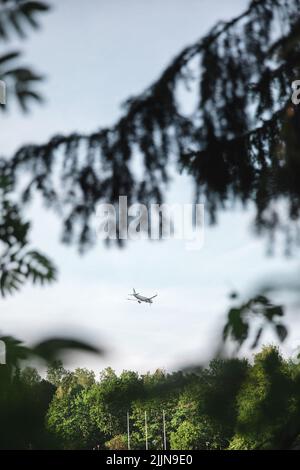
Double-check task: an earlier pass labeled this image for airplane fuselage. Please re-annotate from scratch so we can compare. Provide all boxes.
[134,294,153,303]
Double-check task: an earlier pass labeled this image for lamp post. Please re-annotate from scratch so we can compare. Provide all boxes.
[127,411,130,450]
[162,410,167,450]
[145,410,148,450]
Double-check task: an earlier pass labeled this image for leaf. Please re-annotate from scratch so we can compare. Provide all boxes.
[0,175,57,296]
[0,58,44,113]
[0,335,103,368]
[25,250,57,284]
[4,67,43,81]
[32,338,104,361]
[264,305,284,321]
[224,293,287,350]
[0,1,50,40]
[8,10,26,38]
[251,327,263,349]
[223,307,249,345]
[252,295,270,306]
[20,1,50,14]
[0,335,31,365]
[16,88,43,112]
[0,269,23,297]
[275,323,288,342]
[0,51,20,66]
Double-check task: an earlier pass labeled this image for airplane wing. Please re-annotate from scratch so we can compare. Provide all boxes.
[149,294,157,299]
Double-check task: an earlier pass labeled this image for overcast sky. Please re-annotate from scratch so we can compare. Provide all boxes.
[1,0,299,373]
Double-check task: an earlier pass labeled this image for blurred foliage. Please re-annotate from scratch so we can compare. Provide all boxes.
[0,0,49,40]
[0,334,102,449]
[0,1,49,112]
[0,1,54,296]
[223,293,288,351]
[0,0,298,250]
[0,161,56,295]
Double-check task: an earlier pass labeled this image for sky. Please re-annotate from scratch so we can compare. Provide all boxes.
[1,0,300,373]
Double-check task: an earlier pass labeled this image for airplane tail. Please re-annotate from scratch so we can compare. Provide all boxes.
[128,288,139,296]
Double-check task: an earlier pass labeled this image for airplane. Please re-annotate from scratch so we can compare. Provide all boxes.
[127,288,157,305]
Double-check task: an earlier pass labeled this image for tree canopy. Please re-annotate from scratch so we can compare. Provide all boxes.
[1,0,300,252]
[0,345,297,450]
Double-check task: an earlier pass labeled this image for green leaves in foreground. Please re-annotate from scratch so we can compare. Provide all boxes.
[0,52,44,112]
[0,249,57,296]
[0,1,50,112]
[33,338,105,362]
[0,333,103,450]
[0,163,57,296]
[0,334,103,371]
[223,294,287,351]
[0,1,50,41]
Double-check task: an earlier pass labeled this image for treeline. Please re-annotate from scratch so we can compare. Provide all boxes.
[2,345,300,450]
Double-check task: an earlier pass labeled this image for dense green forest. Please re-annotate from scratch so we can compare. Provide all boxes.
[1,345,300,450]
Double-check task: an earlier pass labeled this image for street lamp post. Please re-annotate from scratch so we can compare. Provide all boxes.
[145,411,148,450]
[162,410,167,450]
[127,411,130,450]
